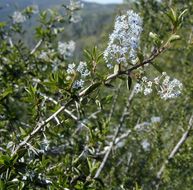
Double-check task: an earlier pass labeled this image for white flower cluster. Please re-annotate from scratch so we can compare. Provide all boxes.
[135,116,161,132]
[12,11,26,24]
[66,0,83,23]
[157,72,183,100]
[72,79,85,89]
[134,73,183,100]
[151,116,161,123]
[141,139,150,151]
[67,61,90,89]
[134,76,153,95]
[70,14,82,23]
[76,61,90,77]
[38,49,54,61]
[67,0,84,11]
[58,41,76,59]
[39,51,48,60]
[30,5,39,14]
[104,10,143,67]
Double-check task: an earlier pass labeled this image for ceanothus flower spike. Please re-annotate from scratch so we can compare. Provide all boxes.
[104,10,143,67]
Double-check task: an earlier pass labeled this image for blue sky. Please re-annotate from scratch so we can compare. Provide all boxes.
[84,0,123,4]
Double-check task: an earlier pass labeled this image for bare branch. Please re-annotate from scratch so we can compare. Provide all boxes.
[94,88,135,178]
[30,39,43,55]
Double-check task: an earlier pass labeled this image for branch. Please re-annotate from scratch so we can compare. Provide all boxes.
[11,98,74,156]
[30,39,43,55]
[106,45,167,82]
[155,115,193,189]
[94,88,135,179]
[11,42,167,158]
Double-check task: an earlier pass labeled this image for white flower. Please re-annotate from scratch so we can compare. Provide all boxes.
[39,51,48,60]
[104,10,142,66]
[162,72,167,76]
[135,122,150,131]
[31,5,39,14]
[158,75,183,100]
[67,0,84,11]
[70,14,82,23]
[151,116,161,123]
[76,61,90,77]
[141,139,150,151]
[134,83,143,94]
[144,87,152,95]
[22,176,27,180]
[154,77,160,84]
[67,63,76,74]
[135,73,182,100]
[162,76,170,86]
[41,138,50,152]
[12,11,26,24]
[73,79,84,89]
[66,76,72,81]
[142,76,148,82]
[107,63,113,69]
[147,81,153,87]
[58,41,76,59]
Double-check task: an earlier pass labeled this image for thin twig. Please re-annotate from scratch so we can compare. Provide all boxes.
[106,45,167,82]
[30,39,43,55]
[11,98,73,156]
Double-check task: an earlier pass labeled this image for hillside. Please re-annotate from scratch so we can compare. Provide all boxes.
[0,0,118,57]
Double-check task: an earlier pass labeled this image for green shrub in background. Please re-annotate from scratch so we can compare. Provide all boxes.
[0,0,193,189]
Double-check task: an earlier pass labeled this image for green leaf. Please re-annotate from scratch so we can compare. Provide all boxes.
[93,178,105,187]
[0,22,6,28]
[149,32,162,47]
[19,127,27,136]
[84,49,92,60]
[152,63,163,73]
[79,82,101,96]
[137,51,144,63]
[178,9,188,21]
[96,52,104,63]
[168,34,180,43]
[0,180,5,189]
[166,8,177,24]
[0,87,13,101]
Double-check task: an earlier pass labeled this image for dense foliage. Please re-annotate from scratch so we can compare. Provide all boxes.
[0,0,193,189]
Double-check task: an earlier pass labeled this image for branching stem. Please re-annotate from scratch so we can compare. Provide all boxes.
[11,43,168,158]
